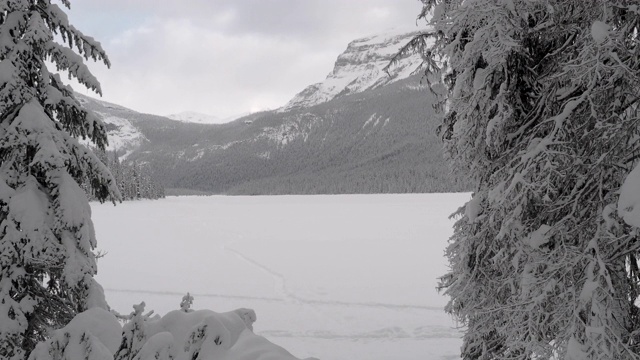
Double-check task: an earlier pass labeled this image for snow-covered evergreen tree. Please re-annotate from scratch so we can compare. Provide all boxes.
[83,148,165,201]
[393,1,640,359]
[0,1,119,359]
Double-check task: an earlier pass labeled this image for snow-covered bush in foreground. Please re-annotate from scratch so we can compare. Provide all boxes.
[26,297,308,360]
[113,301,309,360]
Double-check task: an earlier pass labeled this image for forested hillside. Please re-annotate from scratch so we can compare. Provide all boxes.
[115,75,468,194]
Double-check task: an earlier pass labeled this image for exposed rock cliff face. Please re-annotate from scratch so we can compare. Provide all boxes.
[281,28,425,111]
[76,93,147,153]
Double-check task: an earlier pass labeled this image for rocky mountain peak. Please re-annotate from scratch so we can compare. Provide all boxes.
[280,28,426,112]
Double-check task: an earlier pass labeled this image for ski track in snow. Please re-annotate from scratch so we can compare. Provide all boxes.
[259,326,462,340]
[105,240,459,343]
[222,242,443,312]
[104,235,448,311]
[218,241,465,344]
[104,287,462,342]
[103,240,446,312]
[223,242,295,303]
[223,238,353,334]
[103,287,283,303]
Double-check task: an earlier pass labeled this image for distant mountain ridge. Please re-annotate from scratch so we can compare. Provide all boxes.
[78,29,468,195]
[167,111,248,125]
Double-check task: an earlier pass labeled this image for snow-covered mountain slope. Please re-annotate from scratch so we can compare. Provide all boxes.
[281,28,426,111]
[167,111,249,125]
[76,93,147,152]
[95,112,146,152]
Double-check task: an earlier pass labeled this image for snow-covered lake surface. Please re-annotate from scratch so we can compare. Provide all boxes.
[91,194,469,360]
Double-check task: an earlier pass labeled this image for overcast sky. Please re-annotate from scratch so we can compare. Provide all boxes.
[64,0,424,119]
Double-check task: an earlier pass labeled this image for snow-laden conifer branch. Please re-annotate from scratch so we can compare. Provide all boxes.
[398,0,640,358]
[39,3,110,69]
[384,32,439,76]
[0,1,120,359]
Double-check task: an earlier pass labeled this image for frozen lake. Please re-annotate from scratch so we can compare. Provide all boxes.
[91,193,469,360]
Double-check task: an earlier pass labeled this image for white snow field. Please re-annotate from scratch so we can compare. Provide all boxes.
[91,193,469,360]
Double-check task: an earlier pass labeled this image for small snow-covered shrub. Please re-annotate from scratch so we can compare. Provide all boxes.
[111,296,296,360]
[115,302,152,360]
[180,293,194,313]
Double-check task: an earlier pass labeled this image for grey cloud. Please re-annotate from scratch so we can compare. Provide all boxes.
[72,0,421,43]
[66,0,424,117]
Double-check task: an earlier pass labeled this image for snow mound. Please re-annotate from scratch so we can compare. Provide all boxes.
[29,305,304,360]
[28,308,122,360]
[139,308,301,360]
